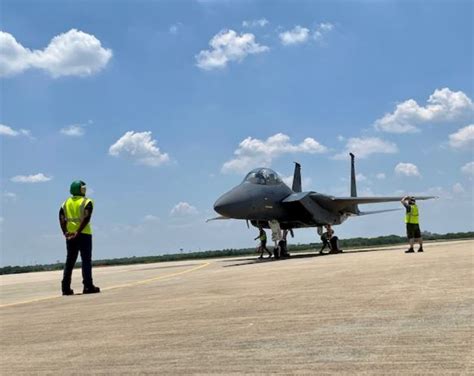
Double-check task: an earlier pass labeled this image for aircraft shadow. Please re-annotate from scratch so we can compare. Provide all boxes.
[135,263,199,271]
[222,247,397,268]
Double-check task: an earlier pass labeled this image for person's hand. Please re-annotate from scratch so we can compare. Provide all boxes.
[66,232,78,240]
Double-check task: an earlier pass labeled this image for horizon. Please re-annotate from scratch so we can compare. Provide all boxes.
[2,230,472,269]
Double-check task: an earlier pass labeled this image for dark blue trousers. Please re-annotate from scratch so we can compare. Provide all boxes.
[62,234,94,290]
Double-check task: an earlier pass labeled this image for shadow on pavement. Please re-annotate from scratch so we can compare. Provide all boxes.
[222,247,398,267]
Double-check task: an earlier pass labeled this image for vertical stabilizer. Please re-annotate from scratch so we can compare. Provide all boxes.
[349,153,360,214]
[292,162,302,192]
[350,153,357,197]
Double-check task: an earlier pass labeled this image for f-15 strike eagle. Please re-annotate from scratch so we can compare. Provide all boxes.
[209,153,436,237]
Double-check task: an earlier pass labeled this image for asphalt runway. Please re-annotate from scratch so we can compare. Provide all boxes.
[1,240,472,375]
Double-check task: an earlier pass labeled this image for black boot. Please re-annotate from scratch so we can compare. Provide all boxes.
[62,281,74,296]
[405,248,415,253]
[417,247,424,252]
[83,286,101,294]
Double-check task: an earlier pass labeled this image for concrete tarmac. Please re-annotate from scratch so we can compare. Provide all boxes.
[1,240,472,375]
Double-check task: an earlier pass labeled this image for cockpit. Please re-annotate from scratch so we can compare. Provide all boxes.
[242,168,283,185]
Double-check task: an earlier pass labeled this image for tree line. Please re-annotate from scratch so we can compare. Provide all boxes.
[1,231,472,275]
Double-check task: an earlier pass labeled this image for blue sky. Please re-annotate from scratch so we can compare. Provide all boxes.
[1,0,473,266]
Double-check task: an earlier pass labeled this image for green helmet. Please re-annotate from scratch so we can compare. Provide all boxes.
[70,180,86,196]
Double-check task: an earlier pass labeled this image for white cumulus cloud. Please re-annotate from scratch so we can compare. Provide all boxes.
[449,124,474,149]
[279,26,310,46]
[0,124,32,138]
[60,124,86,137]
[10,173,52,183]
[0,29,112,78]
[376,173,386,180]
[395,163,420,177]
[222,133,327,173]
[109,131,170,167]
[334,137,398,159]
[461,161,474,176]
[314,22,335,43]
[195,29,269,70]
[374,88,474,133]
[170,202,198,216]
[143,214,160,222]
[242,19,269,28]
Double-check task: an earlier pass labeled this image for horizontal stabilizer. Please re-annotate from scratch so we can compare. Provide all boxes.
[206,216,230,223]
[357,208,402,216]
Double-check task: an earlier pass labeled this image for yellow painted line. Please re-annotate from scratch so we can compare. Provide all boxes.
[100,262,211,291]
[0,262,211,309]
[0,294,61,309]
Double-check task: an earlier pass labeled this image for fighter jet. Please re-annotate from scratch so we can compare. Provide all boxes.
[210,153,436,236]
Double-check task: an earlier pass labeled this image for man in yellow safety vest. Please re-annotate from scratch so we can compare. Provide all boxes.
[59,180,100,295]
[254,227,272,259]
[401,196,424,253]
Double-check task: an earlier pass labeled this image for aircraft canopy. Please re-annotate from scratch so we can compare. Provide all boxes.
[243,168,282,185]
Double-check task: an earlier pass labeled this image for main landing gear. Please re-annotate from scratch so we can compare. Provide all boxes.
[317,225,343,254]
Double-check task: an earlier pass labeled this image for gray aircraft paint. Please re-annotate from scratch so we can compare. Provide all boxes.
[211,154,436,230]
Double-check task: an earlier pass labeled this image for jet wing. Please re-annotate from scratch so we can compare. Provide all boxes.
[328,196,437,205]
[317,195,437,213]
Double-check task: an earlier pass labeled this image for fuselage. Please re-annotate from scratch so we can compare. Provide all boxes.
[213,167,348,229]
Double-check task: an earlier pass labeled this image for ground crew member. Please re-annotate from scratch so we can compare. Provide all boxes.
[255,227,272,259]
[319,230,331,254]
[59,180,100,295]
[320,225,342,254]
[401,196,424,253]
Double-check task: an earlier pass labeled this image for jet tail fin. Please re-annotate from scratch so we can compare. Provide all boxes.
[349,153,360,214]
[292,162,302,192]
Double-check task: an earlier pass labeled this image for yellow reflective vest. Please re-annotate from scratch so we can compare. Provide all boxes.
[405,204,419,224]
[62,196,93,235]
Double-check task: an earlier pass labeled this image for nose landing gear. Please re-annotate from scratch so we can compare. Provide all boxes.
[268,220,282,258]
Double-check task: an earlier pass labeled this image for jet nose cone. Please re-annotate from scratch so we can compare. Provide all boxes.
[213,193,233,217]
[214,185,250,219]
